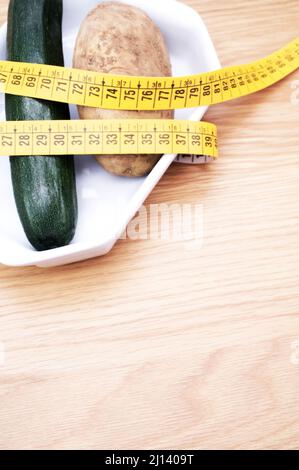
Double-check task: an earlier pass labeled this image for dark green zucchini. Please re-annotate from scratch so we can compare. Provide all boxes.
[6,0,78,251]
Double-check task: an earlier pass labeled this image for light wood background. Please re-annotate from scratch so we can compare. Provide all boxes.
[0,0,298,450]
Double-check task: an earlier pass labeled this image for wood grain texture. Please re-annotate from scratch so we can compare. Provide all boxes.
[0,0,299,450]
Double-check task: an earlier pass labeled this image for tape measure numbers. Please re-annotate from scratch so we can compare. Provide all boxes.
[0,119,217,158]
[0,38,297,158]
[0,38,298,111]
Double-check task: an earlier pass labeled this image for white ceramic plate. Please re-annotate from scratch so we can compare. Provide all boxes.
[0,0,220,267]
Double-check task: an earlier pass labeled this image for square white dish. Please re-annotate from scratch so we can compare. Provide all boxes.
[0,0,220,267]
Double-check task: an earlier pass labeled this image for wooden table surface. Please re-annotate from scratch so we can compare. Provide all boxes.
[0,0,298,450]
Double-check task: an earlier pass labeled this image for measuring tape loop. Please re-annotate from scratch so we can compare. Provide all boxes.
[0,38,297,158]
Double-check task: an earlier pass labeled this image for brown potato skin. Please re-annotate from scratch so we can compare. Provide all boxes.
[73,1,173,177]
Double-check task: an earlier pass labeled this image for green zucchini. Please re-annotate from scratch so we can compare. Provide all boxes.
[5,0,78,251]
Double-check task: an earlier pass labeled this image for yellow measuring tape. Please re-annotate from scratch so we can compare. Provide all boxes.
[0,37,298,157]
[0,119,217,158]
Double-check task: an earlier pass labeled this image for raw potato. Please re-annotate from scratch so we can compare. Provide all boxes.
[73,1,173,177]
